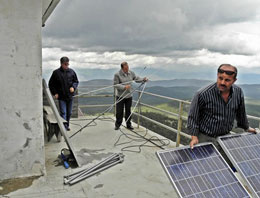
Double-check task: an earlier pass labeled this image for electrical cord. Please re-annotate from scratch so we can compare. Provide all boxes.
[74,66,147,98]
[70,112,170,153]
[93,114,171,153]
[69,82,146,138]
[69,74,170,152]
[114,127,170,153]
[69,121,97,129]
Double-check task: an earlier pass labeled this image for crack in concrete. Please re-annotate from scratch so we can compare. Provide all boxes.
[23,138,32,148]
[94,184,104,189]
[23,123,31,131]
[15,112,21,117]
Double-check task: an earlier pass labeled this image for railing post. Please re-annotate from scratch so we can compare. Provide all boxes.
[114,88,116,116]
[176,101,184,147]
[137,91,141,128]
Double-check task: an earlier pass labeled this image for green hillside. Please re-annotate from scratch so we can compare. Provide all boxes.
[77,81,260,145]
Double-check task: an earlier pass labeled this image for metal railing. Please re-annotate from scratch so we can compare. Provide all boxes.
[77,87,260,147]
[133,90,191,147]
[77,85,114,109]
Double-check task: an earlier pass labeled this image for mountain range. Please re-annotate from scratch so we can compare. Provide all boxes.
[79,78,260,99]
[43,67,260,84]
[78,78,260,117]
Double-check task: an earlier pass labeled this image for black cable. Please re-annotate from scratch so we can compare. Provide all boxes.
[69,82,145,138]
[70,118,95,121]
[93,110,171,152]
[69,79,170,152]
[69,122,83,128]
[114,126,170,153]
[114,128,149,147]
[70,121,97,128]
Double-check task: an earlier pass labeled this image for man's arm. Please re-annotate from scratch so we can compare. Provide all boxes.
[236,90,256,133]
[132,71,147,83]
[72,71,79,90]
[48,71,58,98]
[187,92,202,148]
[70,70,79,93]
[190,136,199,149]
[236,90,249,130]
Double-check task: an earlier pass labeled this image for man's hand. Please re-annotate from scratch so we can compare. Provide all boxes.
[70,87,74,93]
[54,94,59,99]
[190,136,199,149]
[125,85,131,90]
[247,127,257,134]
[143,77,148,82]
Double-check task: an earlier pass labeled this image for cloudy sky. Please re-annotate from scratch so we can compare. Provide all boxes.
[42,0,260,83]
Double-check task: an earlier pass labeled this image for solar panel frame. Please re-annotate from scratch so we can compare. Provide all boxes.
[156,142,250,198]
[218,133,260,198]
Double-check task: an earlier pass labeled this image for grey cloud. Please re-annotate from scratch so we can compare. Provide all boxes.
[43,0,260,56]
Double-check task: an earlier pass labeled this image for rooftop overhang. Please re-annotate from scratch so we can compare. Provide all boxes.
[42,0,60,27]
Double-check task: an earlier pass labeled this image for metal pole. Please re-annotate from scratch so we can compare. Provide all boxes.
[64,153,120,184]
[69,157,124,185]
[42,79,81,167]
[114,87,117,117]
[69,154,122,183]
[137,91,141,128]
[176,101,184,147]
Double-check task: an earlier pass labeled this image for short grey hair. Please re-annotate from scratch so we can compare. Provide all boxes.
[121,61,128,68]
[60,56,69,64]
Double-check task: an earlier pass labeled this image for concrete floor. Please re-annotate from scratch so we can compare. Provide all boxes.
[4,116,178,198]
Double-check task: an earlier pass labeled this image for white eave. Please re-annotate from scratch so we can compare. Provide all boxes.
[42,0,60,27]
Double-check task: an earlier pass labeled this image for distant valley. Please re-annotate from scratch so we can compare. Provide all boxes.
[79,79,260,100]
[78,79,260,118]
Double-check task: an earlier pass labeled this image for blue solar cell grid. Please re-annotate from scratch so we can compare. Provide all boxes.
[157,143,249,198]
[218,133,260,198]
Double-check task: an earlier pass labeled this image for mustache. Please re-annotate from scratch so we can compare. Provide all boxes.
[220,84,226,88]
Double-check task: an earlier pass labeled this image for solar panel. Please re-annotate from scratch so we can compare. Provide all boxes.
[156,143,250,198]
[218,133,260,198]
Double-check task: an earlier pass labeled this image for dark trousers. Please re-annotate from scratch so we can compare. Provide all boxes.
[198,133,234,169]
[115,97,132,127]
[59,99,73,129]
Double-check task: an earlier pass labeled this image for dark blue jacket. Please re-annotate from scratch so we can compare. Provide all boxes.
[48,67,79,101]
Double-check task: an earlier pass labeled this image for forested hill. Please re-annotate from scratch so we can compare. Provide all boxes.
[79,79,260,100]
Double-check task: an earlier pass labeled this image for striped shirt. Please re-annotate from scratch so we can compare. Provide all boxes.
[187,83,249,137]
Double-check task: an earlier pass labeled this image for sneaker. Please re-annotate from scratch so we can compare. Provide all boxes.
[114,126,120,130]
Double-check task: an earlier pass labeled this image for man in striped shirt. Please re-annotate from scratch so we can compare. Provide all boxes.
[188,64,256,150]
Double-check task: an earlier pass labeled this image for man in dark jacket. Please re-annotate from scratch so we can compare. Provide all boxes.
[49,57,79,131]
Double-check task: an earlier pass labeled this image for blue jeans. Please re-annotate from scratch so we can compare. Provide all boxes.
[59,99,73,129]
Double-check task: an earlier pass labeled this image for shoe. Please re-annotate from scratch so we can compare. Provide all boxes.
[66,127,70,131]
[114,126,120,130]
[127,125,134,130]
